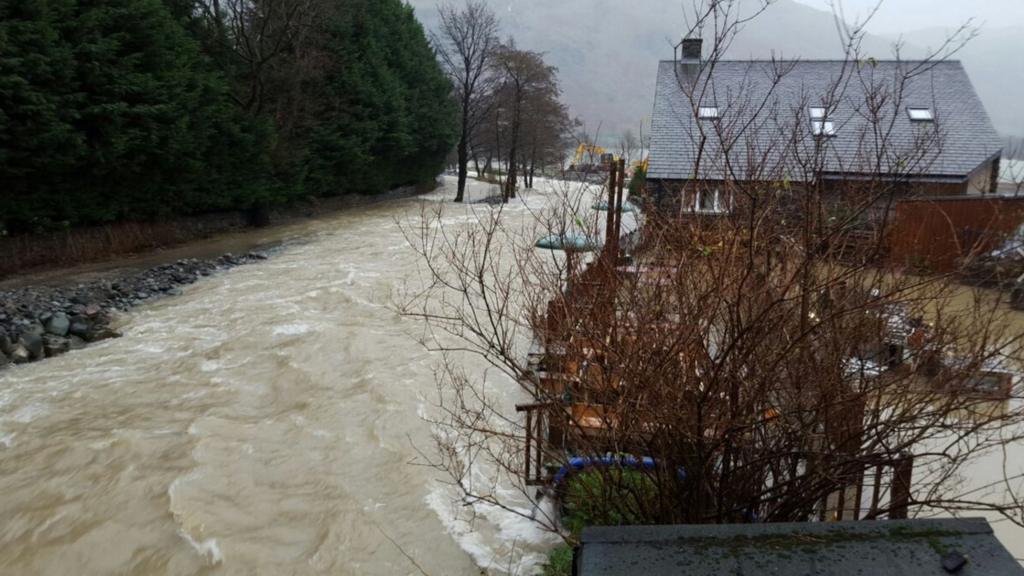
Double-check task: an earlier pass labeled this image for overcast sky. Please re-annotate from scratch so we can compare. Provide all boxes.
[791,0,1024,33]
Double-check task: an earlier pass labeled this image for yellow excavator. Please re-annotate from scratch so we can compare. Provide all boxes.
[570,144,616,172]
[570,143,648,176]
[569,142,647,178]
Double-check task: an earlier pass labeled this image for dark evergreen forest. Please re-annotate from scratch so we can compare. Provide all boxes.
[0,0,456,233]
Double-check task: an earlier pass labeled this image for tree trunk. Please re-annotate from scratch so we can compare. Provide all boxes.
[505,102,521,201]
[505,144,518,202]
[455,96,471,202]
[456,136,468,202]
[527,143,537,189]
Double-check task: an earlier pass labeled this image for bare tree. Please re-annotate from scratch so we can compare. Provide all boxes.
[519,77,574,189]
[491,43,561,202]
[617,129,640,166]
[195,0,326,114]
[192,0,331,167]
[401,0,1024,558]
[433,1,500,202]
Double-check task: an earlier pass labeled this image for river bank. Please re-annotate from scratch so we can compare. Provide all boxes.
[0,183,429,279]
[0,252,270,369]
[0,183,440,370]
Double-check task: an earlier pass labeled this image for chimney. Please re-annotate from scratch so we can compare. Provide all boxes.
[680,37,703,62]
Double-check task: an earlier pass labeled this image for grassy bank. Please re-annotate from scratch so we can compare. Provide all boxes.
[0,182,432,280]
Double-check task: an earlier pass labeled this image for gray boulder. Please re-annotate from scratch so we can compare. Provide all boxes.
[45,312,70,336]
[9,344,31,364]
[68,335,88,350]
[68,316,91,337]
[84,325,119,343]
[23,320,45,338]
[42,335,71,358]
[19,333,44,360]
[0,329,12,355]
[0,349,8,366]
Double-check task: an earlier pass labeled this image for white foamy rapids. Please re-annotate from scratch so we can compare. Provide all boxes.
[415,305,573,575]
[423,411,563,576]
[272,323,313,336]
[178,530,224,566]
[7,402,49,423]
[168,472,224,566]
[426,486,561,575]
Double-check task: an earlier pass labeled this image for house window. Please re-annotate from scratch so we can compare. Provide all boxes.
[812,120,836,137]
[809,106,827,119]
[698,106,720,120]
[695,189,729,213]
[908,107,934,122]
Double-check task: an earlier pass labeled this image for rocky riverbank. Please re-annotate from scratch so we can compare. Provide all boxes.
[0,251,269,369]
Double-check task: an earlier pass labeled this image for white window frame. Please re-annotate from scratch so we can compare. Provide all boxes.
[908,107,935,122]
[812,120,836,137]
[698,106,720,120]
[694,188,730,214]
[809,106,827,119]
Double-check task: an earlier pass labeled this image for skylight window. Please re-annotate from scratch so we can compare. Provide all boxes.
[812,120,836,137]
[908,107,934,122]
[809,107,827,119]
[698,106,720,120]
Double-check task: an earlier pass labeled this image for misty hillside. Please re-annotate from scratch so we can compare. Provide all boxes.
[410,0,1022,141]
[890,25,1024,138]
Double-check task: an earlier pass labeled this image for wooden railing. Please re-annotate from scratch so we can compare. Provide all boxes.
[817,455,914,521]
[516,402,553,486]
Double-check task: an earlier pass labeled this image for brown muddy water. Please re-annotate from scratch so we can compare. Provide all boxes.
[0,178,563,575]
[1,176,1022,574]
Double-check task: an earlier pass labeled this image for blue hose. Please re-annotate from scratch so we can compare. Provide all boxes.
[552,455,683,485]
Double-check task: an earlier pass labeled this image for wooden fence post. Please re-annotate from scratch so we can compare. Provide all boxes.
[890,455,914,519]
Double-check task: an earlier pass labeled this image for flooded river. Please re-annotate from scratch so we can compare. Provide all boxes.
[0,177,558,575]
[1,176,1022,574]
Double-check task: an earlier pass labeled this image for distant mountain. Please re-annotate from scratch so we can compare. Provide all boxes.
[409,0,1022,141]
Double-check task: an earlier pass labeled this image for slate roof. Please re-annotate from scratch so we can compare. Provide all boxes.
[648,60,1003,182]
[576,518,1024,576]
